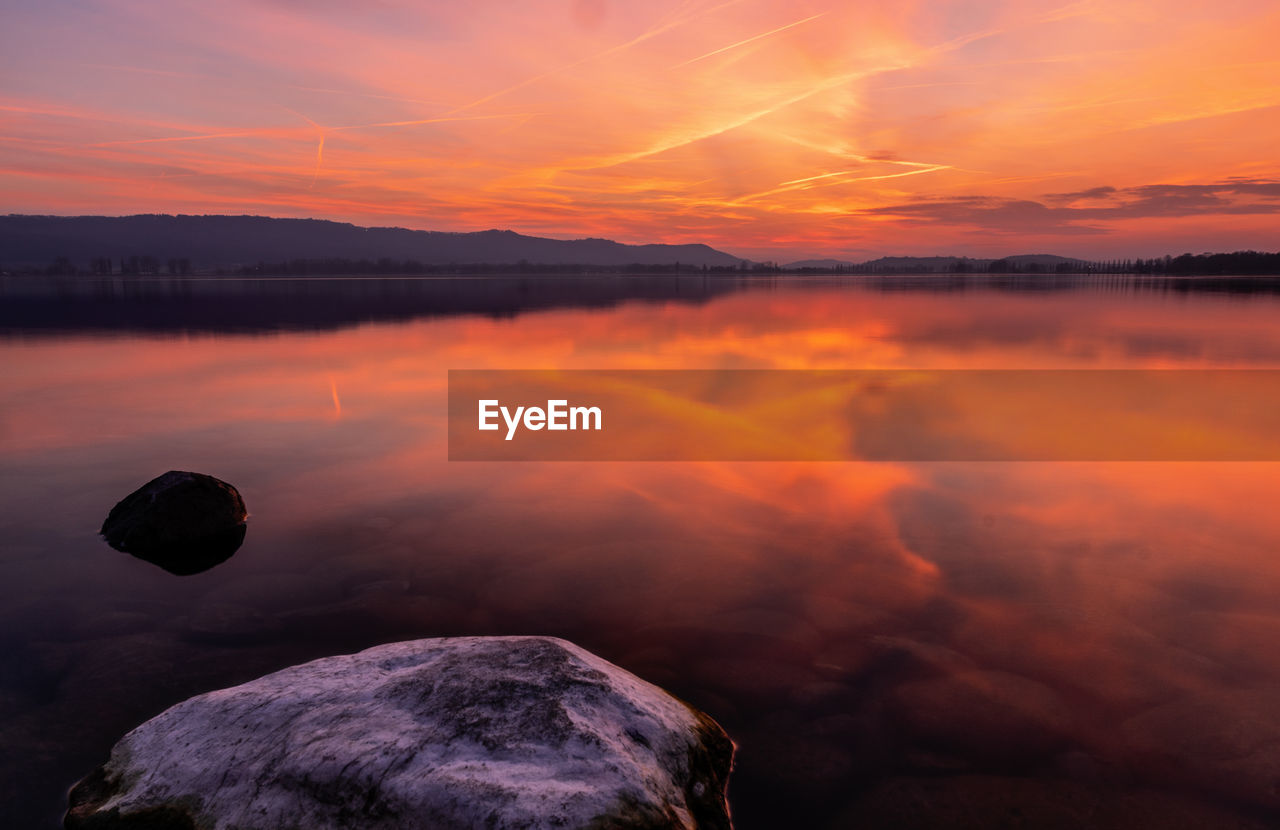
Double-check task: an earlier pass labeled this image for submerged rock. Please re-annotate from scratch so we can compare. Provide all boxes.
[100,471,247,575]
[886,669,1075,764]
[181,602,282,645]
[1118,686,1280,811]
[64,636,735,830]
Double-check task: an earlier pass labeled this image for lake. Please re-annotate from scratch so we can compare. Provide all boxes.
[3,274,1280,828]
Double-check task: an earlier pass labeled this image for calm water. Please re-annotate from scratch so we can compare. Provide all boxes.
[3,275,1280,828]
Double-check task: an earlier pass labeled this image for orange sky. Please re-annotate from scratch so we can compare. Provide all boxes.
[2,0,1279,260]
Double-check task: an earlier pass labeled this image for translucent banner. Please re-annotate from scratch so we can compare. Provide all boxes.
[448,369,1280,461]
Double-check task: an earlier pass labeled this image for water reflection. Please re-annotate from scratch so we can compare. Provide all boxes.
[1,277,1279,828]
[0,275,752,336]
[5,273,1280,338]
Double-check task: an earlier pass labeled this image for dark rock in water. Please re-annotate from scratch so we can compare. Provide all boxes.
[100,471,247,575]
[64,636,735,830]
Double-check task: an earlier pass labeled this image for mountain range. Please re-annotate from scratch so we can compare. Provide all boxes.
[0,214,746,269]
[0,214,1095,273]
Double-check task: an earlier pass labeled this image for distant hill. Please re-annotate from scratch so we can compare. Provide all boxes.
[0,214,745,269]
[784,258,858,269]
[784,254,1085,272]
[1002,254,1083,267]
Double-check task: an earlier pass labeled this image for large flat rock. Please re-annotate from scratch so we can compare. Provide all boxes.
[65,636,734,830]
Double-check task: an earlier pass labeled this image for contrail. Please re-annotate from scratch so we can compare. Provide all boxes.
[311,132,325,188]
[734,164,951,204]
[329,376,342,417]
[79,112,528,150]
[443,0,749,115]
[85,130,265,147]
[284,107,327,188]
[672,12,828,69]
[331,113,533,130]
[575,62,906,171]
[286,84,450,108]
[779,158,947,186]
[67,0,751,157]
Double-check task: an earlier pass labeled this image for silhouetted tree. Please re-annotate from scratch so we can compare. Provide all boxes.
[45,257,76,276]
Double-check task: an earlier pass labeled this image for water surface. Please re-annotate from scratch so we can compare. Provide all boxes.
[3,275,1280,828]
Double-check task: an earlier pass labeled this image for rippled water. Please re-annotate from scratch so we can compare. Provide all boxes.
[3,274,1280,828]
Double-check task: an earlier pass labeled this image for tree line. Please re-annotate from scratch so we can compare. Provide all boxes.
[231,258,761,276]
[29,255,193,276]
[6,250,1280,277]
[788,252,1280,275]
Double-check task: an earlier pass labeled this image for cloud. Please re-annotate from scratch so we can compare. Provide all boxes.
[863,196,1107,234]
[1046,185,1116,201]
[867,179,1280,234]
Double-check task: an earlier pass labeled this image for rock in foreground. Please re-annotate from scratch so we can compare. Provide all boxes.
[100,471,247,575]
[65,636,735,830]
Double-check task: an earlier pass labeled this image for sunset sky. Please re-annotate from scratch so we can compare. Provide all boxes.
[2,0,1278,261]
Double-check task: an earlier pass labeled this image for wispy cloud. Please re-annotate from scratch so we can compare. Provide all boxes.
[671,12,827,68]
